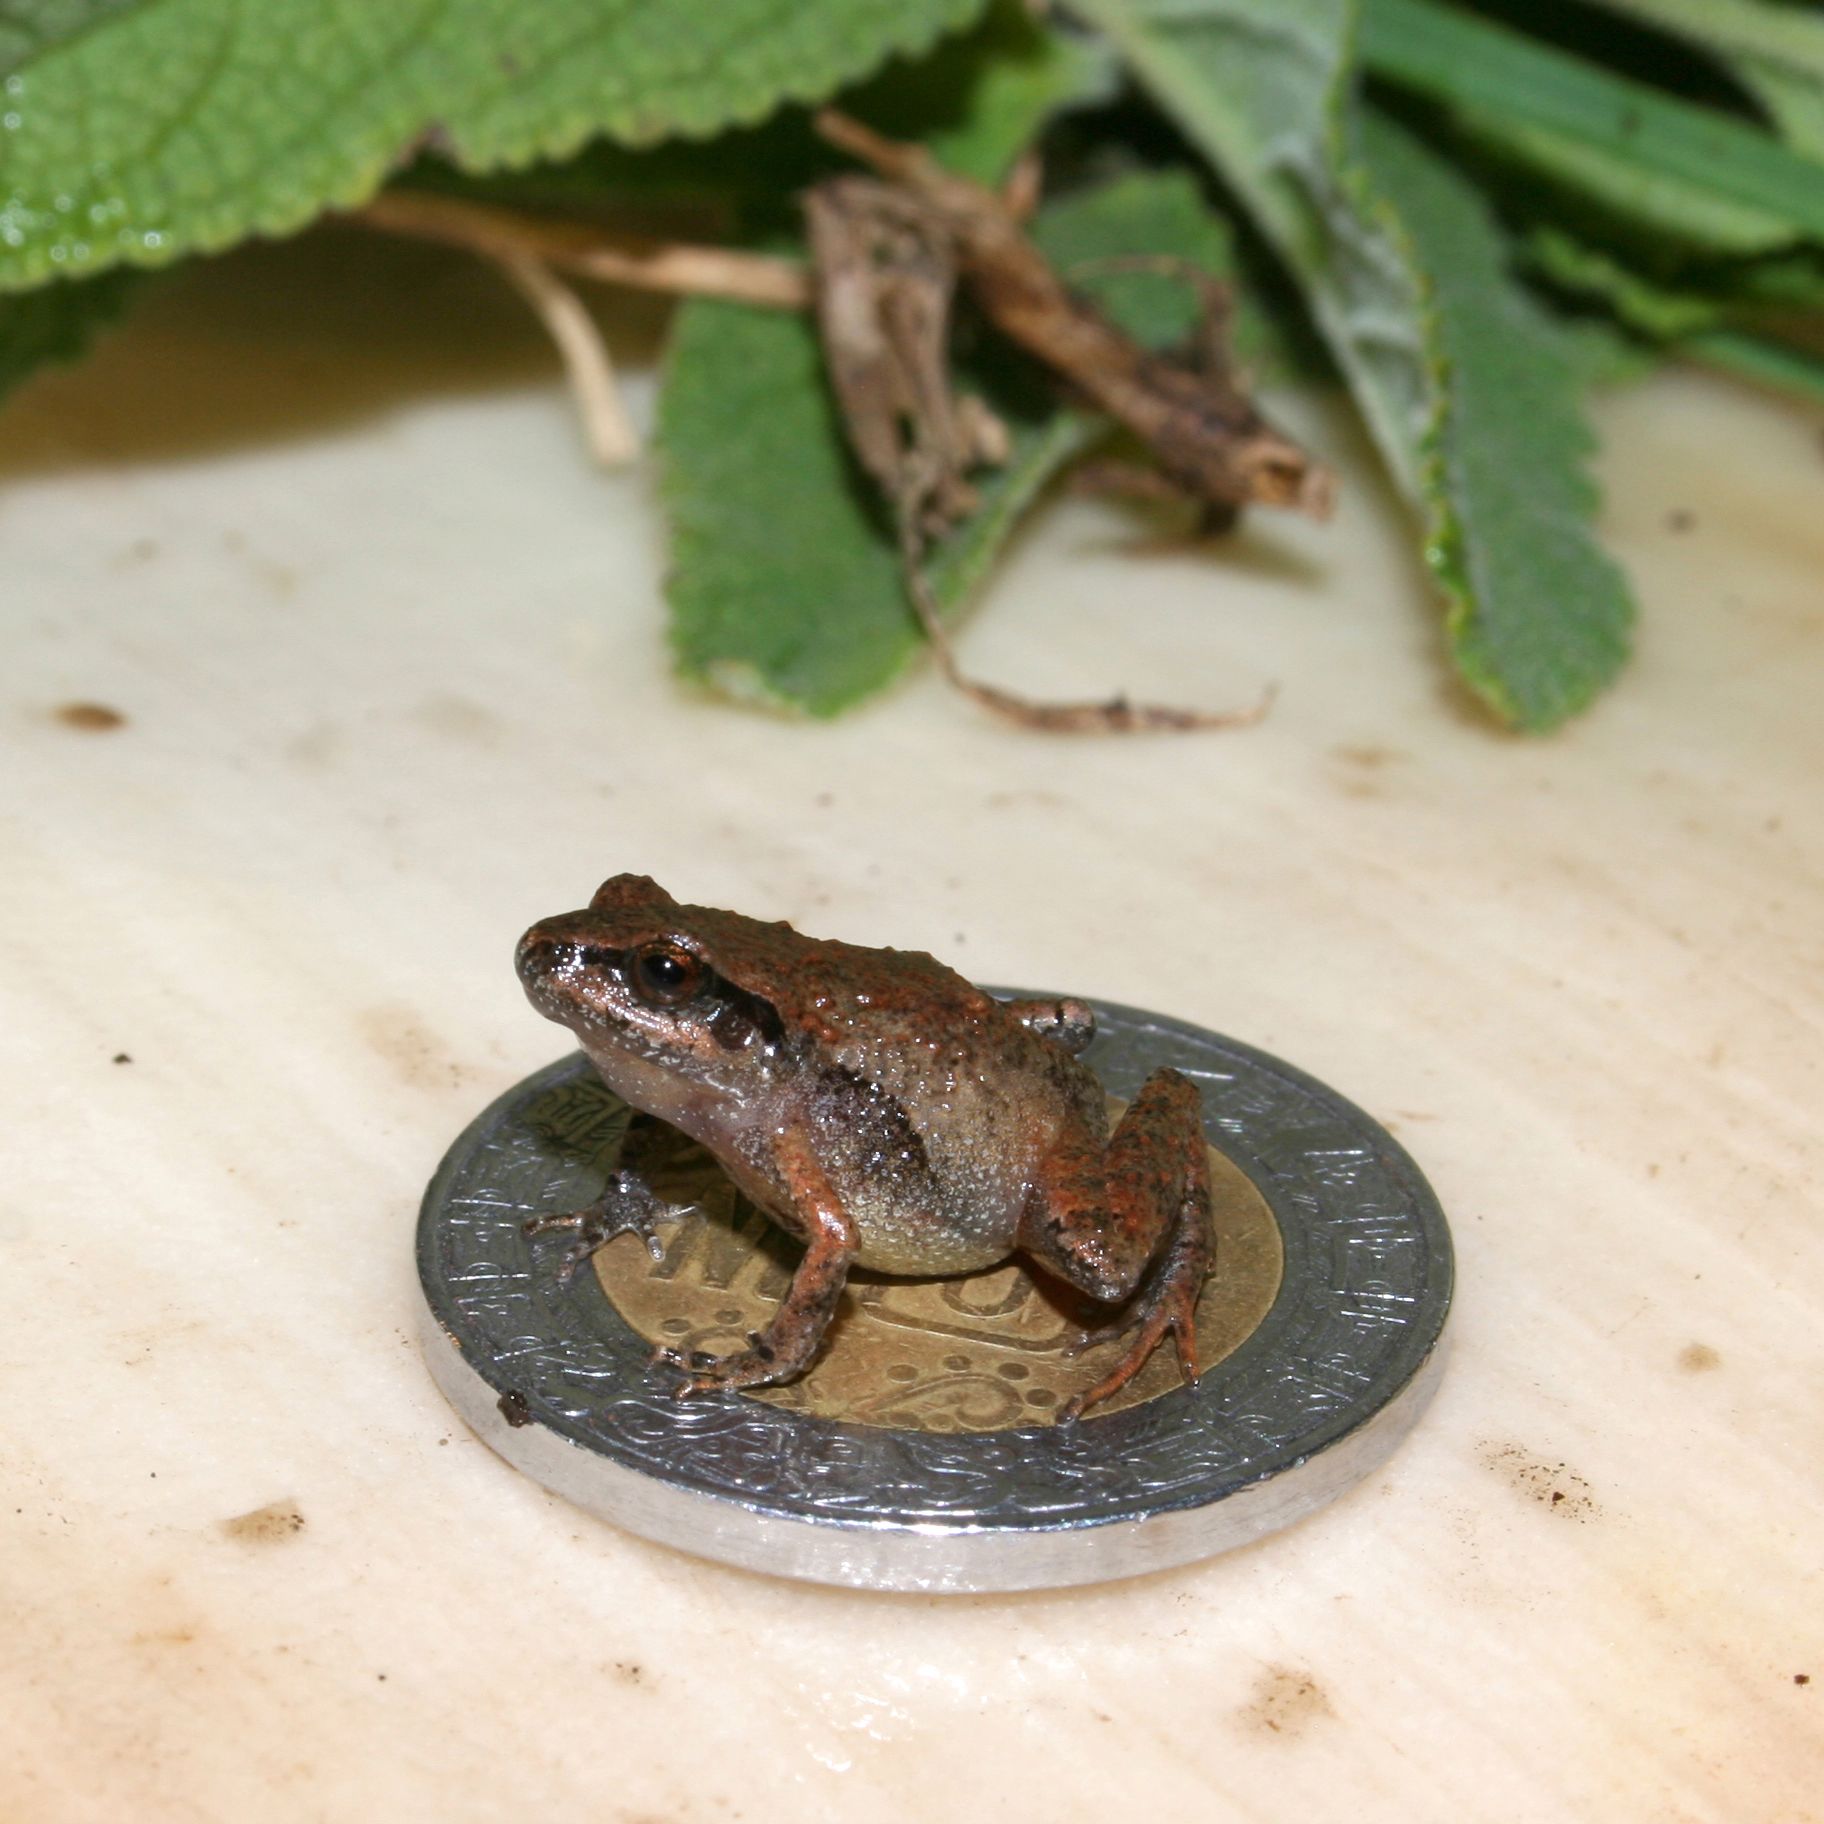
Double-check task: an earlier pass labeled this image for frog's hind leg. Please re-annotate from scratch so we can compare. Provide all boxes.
[1016,1066,1212,1421]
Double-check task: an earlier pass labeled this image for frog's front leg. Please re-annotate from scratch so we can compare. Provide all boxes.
[1016,1066,1212,1421]
[656,1127,858,1398]
[524,1167,689,1286]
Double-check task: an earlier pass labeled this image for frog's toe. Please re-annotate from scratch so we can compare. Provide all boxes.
[1067,1309,1143,1357]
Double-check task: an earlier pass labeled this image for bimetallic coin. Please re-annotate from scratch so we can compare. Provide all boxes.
[417,996,1452,1593]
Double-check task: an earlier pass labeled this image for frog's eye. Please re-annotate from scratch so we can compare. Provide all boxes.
[629,943,704,1007]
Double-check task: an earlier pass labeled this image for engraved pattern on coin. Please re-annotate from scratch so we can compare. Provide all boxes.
[418,997,1452,1530]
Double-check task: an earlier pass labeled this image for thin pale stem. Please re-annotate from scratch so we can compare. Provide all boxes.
[493,251,639,468]
[355,189,811,308]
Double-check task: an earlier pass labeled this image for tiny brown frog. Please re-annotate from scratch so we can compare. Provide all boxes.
[516,876,1212,1421]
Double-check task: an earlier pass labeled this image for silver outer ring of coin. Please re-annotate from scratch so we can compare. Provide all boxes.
[417,994,1453,1594]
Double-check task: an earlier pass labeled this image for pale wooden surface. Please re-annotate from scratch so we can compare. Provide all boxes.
[3,233,1819,1823]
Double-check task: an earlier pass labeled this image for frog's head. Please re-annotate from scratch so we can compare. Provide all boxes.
[516,875,788,1108]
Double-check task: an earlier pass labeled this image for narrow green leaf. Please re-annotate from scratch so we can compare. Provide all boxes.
[1683,327,1824,404]
[1589,0,1824,158]
[1066,0,1433,494]
[1464,120,1795,256]
[0,0,989,289]
[0,267,136,405]
[1068,0,1636,727]
[1362,113,1633,730]
[1523,226,1726,340]
[660,167,1250,716]
[1522,224,1824,404]
[1360,0,1824,241]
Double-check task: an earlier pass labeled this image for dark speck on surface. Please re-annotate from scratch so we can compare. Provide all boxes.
[56,701,126,732]
[498,1389,533,1428]
[112,1052,132,1065]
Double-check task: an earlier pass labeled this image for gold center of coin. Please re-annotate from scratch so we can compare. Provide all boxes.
[527,1078,1283,1433]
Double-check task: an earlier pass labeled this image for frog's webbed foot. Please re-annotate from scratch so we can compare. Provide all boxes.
[650,1331,798,1399]
[1056,1193,1210,1425]
[524,1168,692,1286]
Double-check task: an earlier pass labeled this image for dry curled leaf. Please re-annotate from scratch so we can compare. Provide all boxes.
[816,110,1333,520]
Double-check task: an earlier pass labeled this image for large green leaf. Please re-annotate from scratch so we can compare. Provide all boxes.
[660,168,1249,716]
[1362,114,1633,730]
[0,0,135,80]
[0,0,988,289]
[398,0,1111,246]
[659,300,1098,717]
[1068,0,1635,727]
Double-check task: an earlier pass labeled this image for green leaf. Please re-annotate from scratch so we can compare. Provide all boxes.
[850,0,1116,184]
[1551,311,1663,391]
[0,267,136,405]
[660,166,1249,716]
[0,0,989,289]
[1067,0,1635,727]
[1520,223,1824,403]
[1523,226,1726,340]
[404,0,1114,236]
[1359,0,1824,244]
[1682,327,1824,405]
[1361,113,1633,730]
[1462,120,1796,256]
[660,303,1100,717]
[1588,0,1824,158]
[1033,165,1311,379]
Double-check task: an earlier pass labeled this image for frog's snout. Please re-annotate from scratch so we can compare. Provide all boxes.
[515,923,562,986]
[518,911,623,1013]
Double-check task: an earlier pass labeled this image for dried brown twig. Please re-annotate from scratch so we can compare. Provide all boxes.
[814,111,1333,520]
[353,189,806,491]
[895,516,1277,734]
[807,112,1313,733]
[353,160,1312,735]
